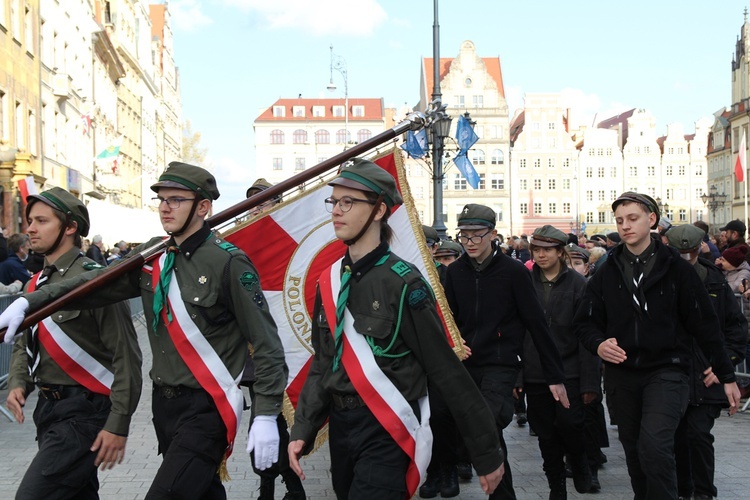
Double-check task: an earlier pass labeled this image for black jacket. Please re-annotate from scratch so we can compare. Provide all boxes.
[688,258,747,406]
[444,242,565,384]
[522,264,601,393]
[575,239,737,384]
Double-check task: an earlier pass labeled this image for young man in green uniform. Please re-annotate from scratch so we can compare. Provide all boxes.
[1,163,289,499]
[288,158,503,499]
[5,187,142,499]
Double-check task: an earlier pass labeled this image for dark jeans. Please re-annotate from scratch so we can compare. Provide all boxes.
[675,403,721,498]
[465,365,518,500]
[16,391,110,500]
[329,405,410,500]
[526,379,586,477]
[146,387,228,500]
[606,366,689,500]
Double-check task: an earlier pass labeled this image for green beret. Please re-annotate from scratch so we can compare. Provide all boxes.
[612,191,660,229]
[328,158,402,208]
[435,240,462,257]
[530,225,568,248]
[151,161,220,201]
[666,224,705,252]
[565,243,590,262]
[246,178,273,198]
[26,187,90,237]
[457,204,496,230]
[422,225,439,245]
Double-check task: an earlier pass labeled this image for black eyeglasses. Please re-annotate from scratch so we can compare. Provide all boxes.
[457,231,491,245]
[152,196,196,209]
[324,196,376,213]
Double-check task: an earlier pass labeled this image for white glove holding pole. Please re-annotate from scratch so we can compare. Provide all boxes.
[246,414,279,470]
[1,297,29,343]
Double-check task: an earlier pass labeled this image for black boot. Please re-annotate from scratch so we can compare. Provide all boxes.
[589,466,601,492]
[258,476,275,500]
[547,473,567,500]
[439,464,460,498]
[281,470,306,499]
[456,461,473,480]
[570,452,593,494]
[419,471,440,498]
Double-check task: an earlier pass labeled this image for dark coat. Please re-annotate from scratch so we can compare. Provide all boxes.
[574,239,737,384]
[85,245,107,266]
[444,242,565,384]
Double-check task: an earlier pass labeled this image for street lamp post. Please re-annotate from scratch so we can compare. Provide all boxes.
[429,0,450,239]
[701,185,729,232]
[327,45,348,149]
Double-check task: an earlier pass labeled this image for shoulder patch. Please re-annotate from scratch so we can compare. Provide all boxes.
[218,241,238,252]
[408,284,430,309]
[391,261,411,277]
[240,271,259,291]
[82,262,105,270]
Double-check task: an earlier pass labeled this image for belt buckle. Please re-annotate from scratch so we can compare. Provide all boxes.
[40,387,62,400]
[162,386,178,399]
[343,395,359,410]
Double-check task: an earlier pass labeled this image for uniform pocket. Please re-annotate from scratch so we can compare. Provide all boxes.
[352,311,394,340]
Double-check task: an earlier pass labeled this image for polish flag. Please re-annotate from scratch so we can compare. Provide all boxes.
[82,113,92,135]
[735,131,746,182]
[18,176,38,202]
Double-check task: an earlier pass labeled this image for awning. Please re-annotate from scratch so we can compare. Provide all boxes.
[86,200,165,245]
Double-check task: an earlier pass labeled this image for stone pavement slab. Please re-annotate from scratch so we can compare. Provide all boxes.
[2,320,749,498]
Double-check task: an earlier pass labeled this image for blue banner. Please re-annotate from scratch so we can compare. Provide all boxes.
[454,114,480,189]
[454,153,480,189]
[400,129,428,159]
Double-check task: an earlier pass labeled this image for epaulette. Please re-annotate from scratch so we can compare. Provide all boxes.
[214,238,240,254]
[82,262,105,270]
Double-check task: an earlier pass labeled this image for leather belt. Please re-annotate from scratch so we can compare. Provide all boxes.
[38,384,92,400]
[331,393,367,410]
[153,383,195,400]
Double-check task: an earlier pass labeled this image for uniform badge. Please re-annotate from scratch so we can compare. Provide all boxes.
[198,276,207,284]
[408,287,429,309]
[240,271,259,291]
[372,300,380,311]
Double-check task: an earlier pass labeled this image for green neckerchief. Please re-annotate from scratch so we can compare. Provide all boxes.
[152,245,180,332]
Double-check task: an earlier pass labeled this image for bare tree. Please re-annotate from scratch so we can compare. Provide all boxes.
[182,119,208,165]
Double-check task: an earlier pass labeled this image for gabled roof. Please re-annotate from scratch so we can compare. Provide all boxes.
[597,108,637,129]
[255,98,384,122]
[422,56,505,98]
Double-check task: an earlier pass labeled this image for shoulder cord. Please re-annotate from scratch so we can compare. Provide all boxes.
[364,253,411,359]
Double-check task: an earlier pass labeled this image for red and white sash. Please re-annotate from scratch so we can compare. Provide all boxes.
[151,255,244,457]
[28,272,113,395]
[319,259,432,499]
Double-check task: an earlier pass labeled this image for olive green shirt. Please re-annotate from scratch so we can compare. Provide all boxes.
[291,243,503,475]
[8,246,142,435]
[23,222,288,416]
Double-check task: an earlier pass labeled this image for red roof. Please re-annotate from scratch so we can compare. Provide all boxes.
[423,57,505,98]
[255,98,384,122]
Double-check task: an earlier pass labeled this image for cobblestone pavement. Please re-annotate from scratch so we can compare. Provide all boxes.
[2,320,749,499]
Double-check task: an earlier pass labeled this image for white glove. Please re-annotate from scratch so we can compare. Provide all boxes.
[246,414,279,470]
[2,297,29,343]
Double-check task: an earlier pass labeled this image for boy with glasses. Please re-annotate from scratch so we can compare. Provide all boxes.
[444,203,569,499]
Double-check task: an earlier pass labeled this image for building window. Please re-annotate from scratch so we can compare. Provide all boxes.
[315,129,330,144]
[472,149,486,165]
[272,158,283,170]
[413,187,423,199]
[679,209,686,222]
[477,173,486,189]
[333,105,345,117]
[598,190,605,201]
[295,158,305,171]
[548,158,555,168]
[678,165,685,176]
[273,106,285,117]
[648,166,655,176]
[533,179,542,190]
[472,95,483,108]
[562,178,570,190]
[0,90,6,140]
[549,202,557,214]
[24,6,33,51]
[312,105,325,117]
[336,129,350,144]
[548,179,556,190]
[15,101,24,150]
[357,129,371,143]
[586,166,593,178]
[454,174,467,190]
[534,202,542,214]
[666,165,673,176]
[491,149,504,164]
[520,179,528,190]
[695,188,702,199]
[610,190,617,201]
[586,212,594,223]
[610,166,617,177]
[520,203,528,215]
[293,129,307,144]
[563,158,570,168]
[270,129,284,144]
[647,187,656,197]
[491,174,504,189]
[695,165,703,175]
[28,110,36,155]
[586,190,593,201]
[520,158,527,168]
[549,122,556,130]
[534,158,541,168]
[598,211,606,223]
[352,105,365,117]
[454,95,465,108]
[563,202,571,214]
[293,106,305,117]
[696,210,703,221]
[666,188,674,199]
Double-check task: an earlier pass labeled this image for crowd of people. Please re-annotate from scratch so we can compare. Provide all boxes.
[0,160,747,500]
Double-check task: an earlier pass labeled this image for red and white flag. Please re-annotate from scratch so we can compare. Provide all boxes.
[222,149,462,412]
[736,130,746,182]
[82,113,92,136]
[18,176,38,203]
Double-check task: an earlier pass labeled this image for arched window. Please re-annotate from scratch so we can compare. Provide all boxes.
[336,129,350,144]
[491,149,504,164]
[270,129,285,144]
[357,129,372,143]
[293,129,307,144]
[471,149,485,165]
[315,130,330,144]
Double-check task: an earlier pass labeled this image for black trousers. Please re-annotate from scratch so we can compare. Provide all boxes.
[606,366,689,500]
[424,383,458,474]
[526,379,586,478]
[146,387,228,500]
[329,405,410,500]
[16,391,110,500]
[465,365,518,500]
[674,403,721,498]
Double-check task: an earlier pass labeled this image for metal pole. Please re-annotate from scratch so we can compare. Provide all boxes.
[431,0,447,238]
